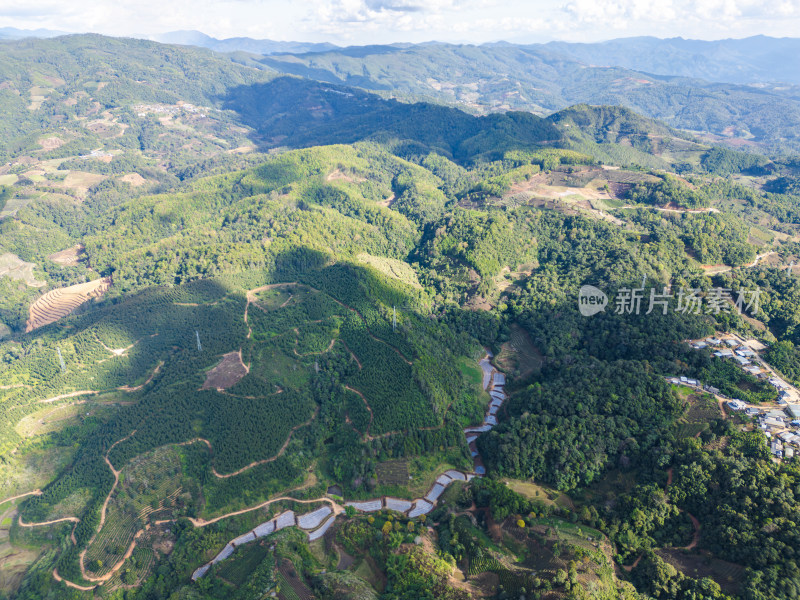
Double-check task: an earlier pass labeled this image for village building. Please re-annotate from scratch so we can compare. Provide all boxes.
[769,377,789,389]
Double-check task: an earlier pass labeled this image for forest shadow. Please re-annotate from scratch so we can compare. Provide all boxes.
[220,76,563,163]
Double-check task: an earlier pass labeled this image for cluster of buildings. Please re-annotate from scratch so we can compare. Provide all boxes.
[726,403,800,459]
[78,148,113,160]
[132,102,207,118]
[688,334,800,461]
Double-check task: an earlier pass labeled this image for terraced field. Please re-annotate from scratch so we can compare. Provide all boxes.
[83,446,185,580]
[26,277,112,332]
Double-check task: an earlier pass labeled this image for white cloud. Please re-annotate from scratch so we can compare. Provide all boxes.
[0,0,799,43]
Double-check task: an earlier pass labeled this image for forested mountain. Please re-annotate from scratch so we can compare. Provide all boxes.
[542,35,800,85]
[257,42,800,152]
[1,33,800,600]
[158,31,800,86]
[152,30,340,55]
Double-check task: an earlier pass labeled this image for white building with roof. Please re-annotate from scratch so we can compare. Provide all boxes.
[727,399,746,411]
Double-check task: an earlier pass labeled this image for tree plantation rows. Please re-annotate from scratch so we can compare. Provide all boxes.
[5,63,800,599]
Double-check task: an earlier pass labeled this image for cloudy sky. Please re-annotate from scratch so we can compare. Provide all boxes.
[2,0,799,44]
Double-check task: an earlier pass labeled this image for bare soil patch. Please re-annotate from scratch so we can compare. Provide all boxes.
[326,168,365,183]
[55,171,106,198]
[38,136,64,151]
[655,548,744,596]
[201,351,249,390]
[48,244,86,266]
[119,173,148,187]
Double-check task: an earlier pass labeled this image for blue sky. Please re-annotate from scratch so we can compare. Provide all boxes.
[2,0,799,43]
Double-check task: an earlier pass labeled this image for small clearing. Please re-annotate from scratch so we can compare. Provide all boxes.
[201,351,249,390]
[655,548,744,596]
[355,253,422,289]
[0,253,45,287]
[494,323,543,379]
[0,506,41,596]
[119,173,148,187]
[52,171,106,198]
[326,168,365,183]
[376,460,410,486]
[48,244,86,266]
[38,136,64,151]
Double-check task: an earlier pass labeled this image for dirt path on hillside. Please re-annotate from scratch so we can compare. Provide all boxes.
[53,568,96,591]
[244,282,300,339]
[0,490,42,505]
[343,386,375,434]
[684,513,701,550]
[339,339,362,369]
[32,290,496,590]
[39,390,99,403]
[118,361,163,392]
[18,515,79,527]
[188,495,343,528]
[176,406,318,479]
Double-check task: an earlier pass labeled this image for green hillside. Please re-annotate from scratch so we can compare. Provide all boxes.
[1,34,800,600]
[258,42,800,152]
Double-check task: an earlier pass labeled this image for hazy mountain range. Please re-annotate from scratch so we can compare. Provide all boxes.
[160,31,800,86]
[5,27,800,86]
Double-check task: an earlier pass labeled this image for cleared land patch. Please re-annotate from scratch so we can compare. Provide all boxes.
[0,508,40,596]
[494,323,543,380]
[376,460,410,486]
[119,173,148,187]
[26,277,112,332]
[53,171,106,198]
[0,253,45,287]
[655,548,744,596]
[48,244,86,266]
[201,351,249,390]
[355,253,422,289]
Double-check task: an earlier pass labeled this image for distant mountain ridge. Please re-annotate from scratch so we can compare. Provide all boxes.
[252,42,800,152]
[154,31,800,86]
[5,28,800,86]
[152,30,339,55]
[540,35,800,86]
[2,31,800,151]
[0,27,67,40]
